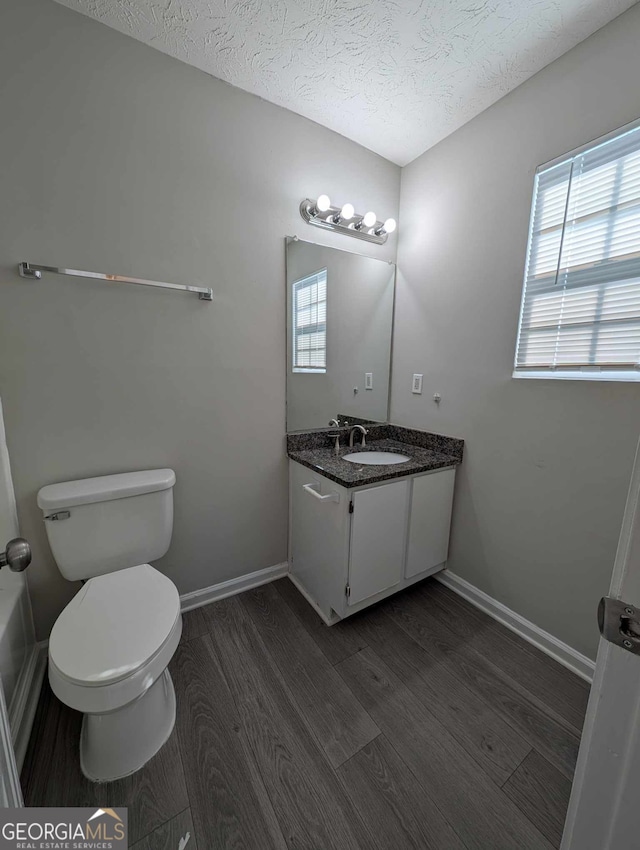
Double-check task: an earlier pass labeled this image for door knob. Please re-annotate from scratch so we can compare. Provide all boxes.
[0,538,32,572]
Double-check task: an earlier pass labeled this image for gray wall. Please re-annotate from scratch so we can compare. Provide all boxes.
[286,239,395,431]
[393,3,640,660]
[0,0,400,638]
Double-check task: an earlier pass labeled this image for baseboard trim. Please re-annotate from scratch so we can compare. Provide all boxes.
[436,571,595,683]
[9,641,48,773]
[180,562,289,612]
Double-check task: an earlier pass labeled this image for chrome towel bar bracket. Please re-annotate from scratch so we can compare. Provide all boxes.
[18,262,213,302]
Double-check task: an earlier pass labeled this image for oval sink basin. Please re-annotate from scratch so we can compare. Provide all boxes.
[342,451,411,465]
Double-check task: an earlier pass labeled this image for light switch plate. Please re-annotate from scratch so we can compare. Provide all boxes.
[412,374,423,394]
[365,372,373,390]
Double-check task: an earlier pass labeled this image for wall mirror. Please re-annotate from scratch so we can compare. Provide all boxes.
[286,236,395,432]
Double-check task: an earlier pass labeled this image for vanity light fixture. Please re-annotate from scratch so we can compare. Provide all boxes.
[333,202,355,224]
[378,217,397,235]
[314,194,332,214]
[360,211,377,229]
[299,196,398,245]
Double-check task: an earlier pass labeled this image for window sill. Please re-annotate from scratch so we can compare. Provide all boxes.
[292,368,327,374]
[513,370,640,383]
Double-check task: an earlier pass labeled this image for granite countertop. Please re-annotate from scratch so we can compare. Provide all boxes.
[288,437,461,488]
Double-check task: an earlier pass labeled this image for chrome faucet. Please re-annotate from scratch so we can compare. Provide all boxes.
[328,418,340,427]
[349,424,368,448]
[328,432,341,455]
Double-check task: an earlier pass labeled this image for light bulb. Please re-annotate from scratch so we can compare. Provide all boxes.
[363,211,377,228]
[383,217,397,234]
[340,203,355,221]
[316,194,331,212]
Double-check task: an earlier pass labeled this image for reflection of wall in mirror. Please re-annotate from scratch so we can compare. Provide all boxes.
[286,239,394,431]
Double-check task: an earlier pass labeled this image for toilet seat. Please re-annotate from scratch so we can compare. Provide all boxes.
[50,563,180,686]
[48,564,182,715]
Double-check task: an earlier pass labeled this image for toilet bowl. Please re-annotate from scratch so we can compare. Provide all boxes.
[38,469,181,782]
[48,564,182,781]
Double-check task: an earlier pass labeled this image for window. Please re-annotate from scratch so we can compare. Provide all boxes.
[514,120,640,381]
[292,269,327,373]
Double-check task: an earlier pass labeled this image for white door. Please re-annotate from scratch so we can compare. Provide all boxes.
[0,397,33,807]
[349,480,409,606]
[562,437,640,849]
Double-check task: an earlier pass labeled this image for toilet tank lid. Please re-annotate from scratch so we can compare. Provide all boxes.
[37,469,176,511]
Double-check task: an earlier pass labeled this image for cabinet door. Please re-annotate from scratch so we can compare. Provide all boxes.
[406,468,456,579]
[290,462,349,619]
[348,480,409,606]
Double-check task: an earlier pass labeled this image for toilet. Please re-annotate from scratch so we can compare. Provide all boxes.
[37,468,182,783]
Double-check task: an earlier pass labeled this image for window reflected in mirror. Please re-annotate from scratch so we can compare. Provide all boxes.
[292,268,327,373]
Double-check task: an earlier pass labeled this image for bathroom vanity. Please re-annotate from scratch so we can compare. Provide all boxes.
[287,425,463,624]
[285,239,463,624]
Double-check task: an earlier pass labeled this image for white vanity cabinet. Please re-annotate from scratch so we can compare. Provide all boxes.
[289,460,456,624]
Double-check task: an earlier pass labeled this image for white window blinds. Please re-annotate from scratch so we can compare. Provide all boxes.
[292,269,327,372]
[515,121,640,379]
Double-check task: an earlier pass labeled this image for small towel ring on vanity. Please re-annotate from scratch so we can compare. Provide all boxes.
[302,483,340,503]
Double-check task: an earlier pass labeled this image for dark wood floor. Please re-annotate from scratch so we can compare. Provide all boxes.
[21,576,589,850]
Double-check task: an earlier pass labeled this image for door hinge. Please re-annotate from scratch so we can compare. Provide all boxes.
[345,583,351,598]
[598,596,640,654]
[349,501,354,514]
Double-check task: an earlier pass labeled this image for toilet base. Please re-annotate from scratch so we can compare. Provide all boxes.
[80,668,176,783]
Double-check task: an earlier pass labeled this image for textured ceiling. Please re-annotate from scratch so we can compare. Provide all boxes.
[53,0,636,165]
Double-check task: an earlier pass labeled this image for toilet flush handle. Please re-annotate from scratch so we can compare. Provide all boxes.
[0,538,32,572]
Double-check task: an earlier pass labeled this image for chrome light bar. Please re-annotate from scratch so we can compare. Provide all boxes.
[299,197,397,245]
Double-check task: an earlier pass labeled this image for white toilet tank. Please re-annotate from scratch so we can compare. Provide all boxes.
[37,469,175,581]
